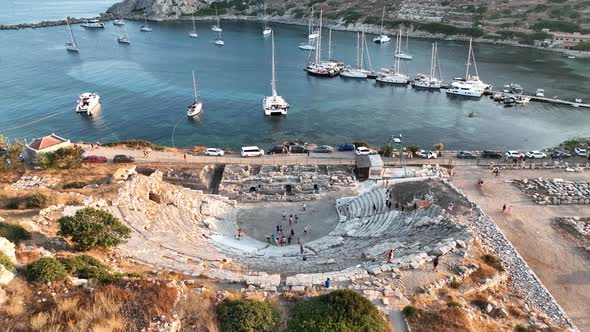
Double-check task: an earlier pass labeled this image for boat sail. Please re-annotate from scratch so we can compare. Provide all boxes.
[187,70,203,117]
[395,29,412,60]
[412,42,442,89]
[189,15,198,38]
[263,31,289,116]
[373,7,390,44]
[446,38,491,97]
[376,30,409,84]
[65,18,79,52]
[117,22,130,44]
[140,13,152,32]
[211,7,222,32]
[262,4,272,36]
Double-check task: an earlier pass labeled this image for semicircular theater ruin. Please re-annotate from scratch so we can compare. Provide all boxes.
[100,169,471,289]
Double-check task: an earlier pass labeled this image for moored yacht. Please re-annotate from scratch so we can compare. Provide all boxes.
[263,31,289,116]
[65,18,79,52]
[211,7,222,32]
[376,30,408,84]
[306,11,343,77]
[213,31,225,46]
[80,19,104,29]
[340,31,369,79]
[189,15,198,38]
[412,42,441,89]
[308,7,319,39]
[262,4,272,36]
[140,14,152,32]
[186,70,203,117]
[535,88,545,97]
[76,93,100,115]
[298,43,315,50]
[446,38,490,98]
[395,30,412,60]
[373,7,390,44]
[117,21,130,44]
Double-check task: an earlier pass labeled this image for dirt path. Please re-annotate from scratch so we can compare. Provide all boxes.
[452,167,590,330]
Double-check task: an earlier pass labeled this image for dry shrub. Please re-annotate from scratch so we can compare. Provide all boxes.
[177,289,219,332]
[405,306,472,332]
[469,264,497,283]
[30,312,50,330]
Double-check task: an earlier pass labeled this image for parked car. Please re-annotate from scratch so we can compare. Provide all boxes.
[313,145,333,153]
[82,155,107,163]
[574,147,588,157]
[525,150,547,159]
[481,150,503,159]
[290,145,309,154]
[113,154,135,163]
[456,151,477,159]
[267,146,285,155]
[354,146,373,156]
[551,150,571,159]
[337,143,355,151]
[205,148,224,156]
[241,146,264,157]
[417,150,437,159]
[504,150,524,159]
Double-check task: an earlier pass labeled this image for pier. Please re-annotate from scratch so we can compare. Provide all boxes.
[484,90,590,108]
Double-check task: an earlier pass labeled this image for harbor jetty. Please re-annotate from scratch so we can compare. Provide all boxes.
[484,90,589,108]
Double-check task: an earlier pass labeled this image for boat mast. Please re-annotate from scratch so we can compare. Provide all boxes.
[394,30,401,74]
[271,31,277,96]
[405,29,409,52]
[363,30,374,71]
[430,43,435,78]
[360,29,365,70]
[317,10,323,63]
[471,39,480,78]
[355,32,360,69]
[192,15,196,34]
[309,7,314,36]
[379,7,385,34]
[328,28,332,61]
[263,4,267,29]
[465,38,472,80]
[216,6,220,27]
[66,18,77,47]
[192,70,199,102]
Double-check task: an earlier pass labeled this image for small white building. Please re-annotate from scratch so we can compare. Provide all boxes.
[355,155,384,180]
[24,133,72,160]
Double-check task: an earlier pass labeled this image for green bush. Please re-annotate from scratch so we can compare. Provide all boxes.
[25,258,68,283]
[288,289,387,332]
[0,144,26,182]
[449,277,461,289]
[575,41,590,51]
[0,252,14,271]
[402,305,418,318]
[103,139,165,151]
[62,181,88,189]
[408,144,420,156]
[515,324,535,332]
[33,146,84,170]
[6,193,51,210]
[482,254,505,272]
[447,301,462,308]
[0,221,31,243]
[61,255,106,276]
[530,20,581,33]
[58,207,131,251]
[217,299,279,332]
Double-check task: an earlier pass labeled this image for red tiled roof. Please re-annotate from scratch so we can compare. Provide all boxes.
[29,134,67,151]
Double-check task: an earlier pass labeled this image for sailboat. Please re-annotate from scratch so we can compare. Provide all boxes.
[187,70,203,117]
[412,42,442,89]
[211,7,222,32]
[376,30,409,84]
[395,30,412,60]
[306,11,340,77]
[308,7,319,39]
[340,31,367,79]
[263,32,289,116]
[213,31,225,46]
[117,22,130,44]
[262,4,272,36]
[373,7,390,44]
[113,9,125,25]
[140,14,152,32]
[65,18,79,52]
[189,15,198,38]
[446,38,491,98]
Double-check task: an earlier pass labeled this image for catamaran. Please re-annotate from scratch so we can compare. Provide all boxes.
[76,93,100,115]
[263,32,289,116]
[373,7,390,44]
[262,4,272,36]
[211,7,222,32]
[340,31,368,79]
[213,31,225,46]
[65,18,79,52]
[308,7,319,39]
[395,29,412,60]
[140,14,152,32]
[376,30,408,84]
[81,19,104,29]
[446,38,491,98]
[187,70,203,117]
[189,15,198,38]
[412,42,441,89]
[117,22,130,44]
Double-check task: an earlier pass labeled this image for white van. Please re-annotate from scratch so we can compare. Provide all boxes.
[241,146,264,157]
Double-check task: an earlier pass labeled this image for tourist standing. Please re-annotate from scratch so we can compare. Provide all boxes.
[266,234,271,243]
[271,233,276,244]
[502,204,507,213]
[433,256,440,271]
[303,202,306,211]
[295,215,299,224]
[299,240,304,254]
[287,235,292,245]
[387,249,393,263]
[304,225,308,235]
[372,204,377,213]
[290,228,295,237]
[324,278,331,288]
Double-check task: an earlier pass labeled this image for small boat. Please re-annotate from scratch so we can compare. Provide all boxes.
[262,4,272,36]
[568,55,576,59]
[117,20,130,44]
[213,31,225,46]
[468,112,477,117]
[263,31,289,116]
[535,88,545,97]
[515,96,531,104]
[211,6,222,32]
[76,93,100,115]
[298,43,315,50]
[394,29,412,60]
[575,98,583,103]
[65,18,79,52]
[113,9,125,25]
[189,15,198,38]
[508,82,523,94]
[140,14,152,32]
[492,92,506,101]
[504,97,516,107]
[186,70,203,117]
[373,7,390,44]
[80,19,104,29]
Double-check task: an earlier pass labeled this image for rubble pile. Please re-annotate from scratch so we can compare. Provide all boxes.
[12,175,58,190]
[516,178,590,205]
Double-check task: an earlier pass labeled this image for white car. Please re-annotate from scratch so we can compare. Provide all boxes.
[241,146,264,158]
[525,150,546,159]
[354,146,373,156]
[574,147,588,157]
[205,148,224,156]
[417,150,437,159]
[505,150,524,159]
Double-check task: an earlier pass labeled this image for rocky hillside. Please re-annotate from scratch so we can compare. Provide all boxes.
[108,0,590,38]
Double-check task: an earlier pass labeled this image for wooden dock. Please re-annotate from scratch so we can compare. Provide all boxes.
[484,91,590,108]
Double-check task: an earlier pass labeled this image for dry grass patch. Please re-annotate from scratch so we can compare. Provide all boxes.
[176,288,219,332]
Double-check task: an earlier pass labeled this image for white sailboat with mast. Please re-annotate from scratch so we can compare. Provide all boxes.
[211,6,222,32]
[446,38,491,97]
[262,4,272,36]
[373,7,390,44]
[117,22,130,44]
[140,13,152,32]
[213,31,225,46]
[308,7,319,39]
[376,30,408,84]
[306,10,340,77]
[412,42,442,89]
[113,9,125,25]
[263,31,289,116]
[340,31,367,79]
[65,18,79,52]
[187,70,203,117]
[189,15,198,38]
[395,29,412,60]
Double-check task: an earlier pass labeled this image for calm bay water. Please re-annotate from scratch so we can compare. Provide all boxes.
[0,0,118,24]
[0,20,589,150]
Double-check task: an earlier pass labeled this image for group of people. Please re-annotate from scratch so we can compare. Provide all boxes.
[266,204,309,247]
